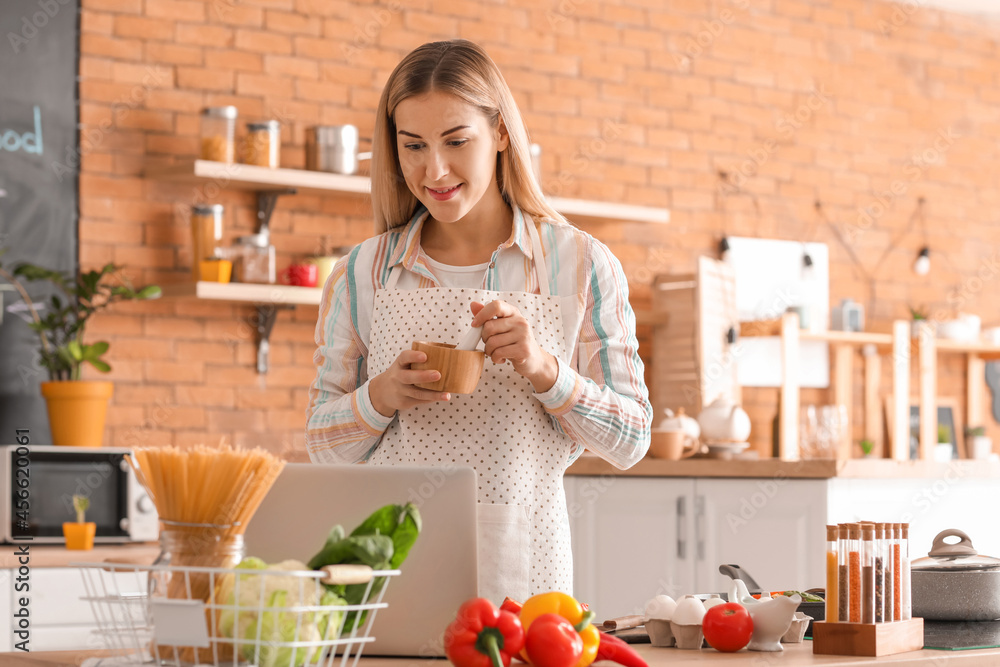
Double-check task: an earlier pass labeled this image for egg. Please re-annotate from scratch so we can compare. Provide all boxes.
[643,594,676,621]
[671,595,707,625]
[703,595,726,610]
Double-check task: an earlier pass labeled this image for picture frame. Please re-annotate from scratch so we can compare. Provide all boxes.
[884,396,965,460]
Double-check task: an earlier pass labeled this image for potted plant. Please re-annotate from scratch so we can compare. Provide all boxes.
[859,438,875,458]
[909,305,933,339]
[63,495,96,550]
[0,254,160,447]
[966,426,993,460]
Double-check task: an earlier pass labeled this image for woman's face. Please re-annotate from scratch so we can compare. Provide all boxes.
[394,90,508,224]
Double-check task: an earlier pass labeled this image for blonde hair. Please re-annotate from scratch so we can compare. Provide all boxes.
[371,39,565,234]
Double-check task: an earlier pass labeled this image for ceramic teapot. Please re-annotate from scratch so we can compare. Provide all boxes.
[697,396,751,443]
[657,407,701,447]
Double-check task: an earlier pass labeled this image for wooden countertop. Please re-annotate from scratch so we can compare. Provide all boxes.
[0,542,160,568]
[566,455,1000,479]
[7,642,1000,667]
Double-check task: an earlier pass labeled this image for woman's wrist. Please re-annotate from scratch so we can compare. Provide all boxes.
[527,351,559,393]
[368,375,395,418]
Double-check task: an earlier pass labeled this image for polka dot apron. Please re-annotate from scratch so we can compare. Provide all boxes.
[367,220,577,604]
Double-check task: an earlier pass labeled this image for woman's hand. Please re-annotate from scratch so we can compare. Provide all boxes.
[368,349,450,417]
[470,300,558,393]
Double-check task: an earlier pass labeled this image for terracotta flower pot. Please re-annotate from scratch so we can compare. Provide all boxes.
[63,522,96,550]
[40,381,113,447]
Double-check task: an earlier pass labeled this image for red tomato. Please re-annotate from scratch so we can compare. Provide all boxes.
[701,603,753,652]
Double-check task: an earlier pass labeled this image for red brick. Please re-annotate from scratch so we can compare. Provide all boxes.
[177,66,235,91]
[115,15,173,40]
[147,42,203,66]
[266,10,322,35]
[175,22,234,47]
[234,28,292,55]
[81,9,114,35]
[80,33,144,60]
[147,361,205,383]
[264,54,319,79]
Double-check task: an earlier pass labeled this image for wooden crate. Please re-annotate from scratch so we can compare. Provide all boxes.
[812,618,924,657]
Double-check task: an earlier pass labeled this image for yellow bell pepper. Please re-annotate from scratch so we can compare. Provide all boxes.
[518,592,599,667]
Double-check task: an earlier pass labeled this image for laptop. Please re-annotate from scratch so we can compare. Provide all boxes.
[243,463,479,657]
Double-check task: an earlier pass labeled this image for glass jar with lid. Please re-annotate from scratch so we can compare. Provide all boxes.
[200,106,238,163]
[234,233,276,284]
[190,204,224,280]
[243,120,281,168]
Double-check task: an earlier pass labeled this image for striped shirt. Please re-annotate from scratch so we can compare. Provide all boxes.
[305,205,652,469]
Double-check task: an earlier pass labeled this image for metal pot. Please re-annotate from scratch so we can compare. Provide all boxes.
[305,125,372,175]
[911,529,1000,621]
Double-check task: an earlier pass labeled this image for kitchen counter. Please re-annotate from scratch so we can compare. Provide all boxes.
[7,643,1000,667]
[0,542,160,568]
[566,455,1000,479]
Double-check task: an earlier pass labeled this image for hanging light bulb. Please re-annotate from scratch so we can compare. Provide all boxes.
[913,246,931,276]
[719,236,732,264]
[801,249,815,279]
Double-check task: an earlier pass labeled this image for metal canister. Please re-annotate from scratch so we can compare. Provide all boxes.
[306,125,360,174]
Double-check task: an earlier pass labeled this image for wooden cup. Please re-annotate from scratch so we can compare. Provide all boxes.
[649,430,698,460]
[411,341,485,394]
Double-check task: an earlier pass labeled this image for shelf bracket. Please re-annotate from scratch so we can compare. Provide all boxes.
[254,303,293,374]
[256,188,297,237]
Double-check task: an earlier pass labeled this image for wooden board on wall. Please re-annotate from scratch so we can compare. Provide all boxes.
[651,258,738,425]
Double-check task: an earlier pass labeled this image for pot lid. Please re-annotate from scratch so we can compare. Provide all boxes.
[911,529,1000,572]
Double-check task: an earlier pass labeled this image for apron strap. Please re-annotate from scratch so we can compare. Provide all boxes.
[383,209,550,296]
[526,216,551,297]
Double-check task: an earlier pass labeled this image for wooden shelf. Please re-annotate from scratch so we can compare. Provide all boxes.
[159,281,322,305]
[934,338,1000,360]
[740,320,892,347]
[145,159,371,196]
[144,160,670,224]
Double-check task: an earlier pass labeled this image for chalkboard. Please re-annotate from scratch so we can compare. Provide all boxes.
[0,1,79,442]
[907,403,961,460]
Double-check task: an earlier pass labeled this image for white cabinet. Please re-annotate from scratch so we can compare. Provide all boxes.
[567,470,1000,619]
[565,476,695,617]
[695,479,827,595]
[565,475,825,617]
[0,566,146,652]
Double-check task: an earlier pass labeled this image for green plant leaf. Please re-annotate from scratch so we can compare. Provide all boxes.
[137,285,162,299]
[66,340,85,361]
[87,359,111,373]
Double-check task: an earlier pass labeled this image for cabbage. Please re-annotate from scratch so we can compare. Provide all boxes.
[215,558,346,667]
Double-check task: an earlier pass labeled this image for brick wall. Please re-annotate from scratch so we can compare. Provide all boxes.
[76,0,1000,459]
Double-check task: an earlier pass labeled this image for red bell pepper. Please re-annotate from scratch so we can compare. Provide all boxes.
[594,633,647,667]
[501,597,523,615]
[524,613,583,667]
[445,598,525,667]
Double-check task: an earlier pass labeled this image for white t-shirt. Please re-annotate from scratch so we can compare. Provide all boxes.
[423,255,490,289]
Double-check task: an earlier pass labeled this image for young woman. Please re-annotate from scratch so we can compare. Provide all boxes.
[306,39,650,603]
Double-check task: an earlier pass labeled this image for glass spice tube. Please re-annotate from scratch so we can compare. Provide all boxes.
[901,523,912,620]
[881,523,894,622]
[861,524,875,623]
[874,523,885,622]
[826,524,840,622]
[893,522,902,621]
[849,523,862,623]
[839,523,850,622]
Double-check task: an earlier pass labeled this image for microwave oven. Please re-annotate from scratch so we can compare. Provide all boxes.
[0,445,159,544]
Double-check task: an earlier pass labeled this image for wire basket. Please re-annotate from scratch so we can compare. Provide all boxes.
[75,561,400,667]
